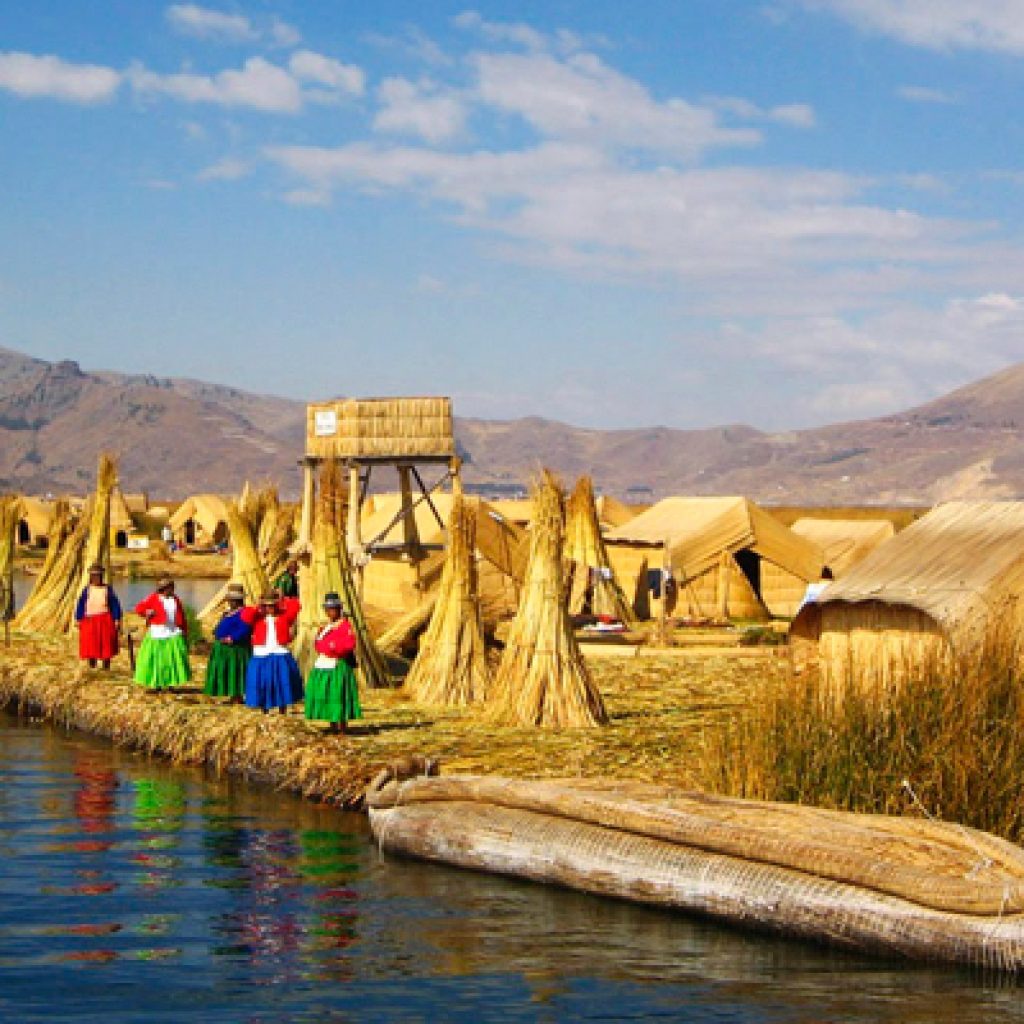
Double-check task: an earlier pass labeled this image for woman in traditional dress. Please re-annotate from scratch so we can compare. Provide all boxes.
[204,583,251,703]
[304,592,361,734]
[74,563,122,669]
[134,577,191,692]
[241,591,302,714]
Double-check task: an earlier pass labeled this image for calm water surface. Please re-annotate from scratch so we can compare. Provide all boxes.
[11,572,224,615]
[2,714,1023,1023]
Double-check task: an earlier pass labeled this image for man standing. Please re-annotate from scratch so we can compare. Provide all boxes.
[274,558,300,599]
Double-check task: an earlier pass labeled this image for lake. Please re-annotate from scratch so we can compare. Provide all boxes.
[3,715,1024,1022]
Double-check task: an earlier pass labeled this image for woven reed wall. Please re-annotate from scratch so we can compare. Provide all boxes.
[307,397,455,460]
[760,563,809,618]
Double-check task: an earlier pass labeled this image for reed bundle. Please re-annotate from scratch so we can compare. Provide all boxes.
[404,482,491,706]
[15,455,116,634]
[564,475,635,623]
[490,471,608,728]
[377,597,437,657]
[295,458,390,687]
[0,496,20,620]
[224,498,270,604]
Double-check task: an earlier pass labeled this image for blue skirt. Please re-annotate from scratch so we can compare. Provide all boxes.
[245,652,303,710]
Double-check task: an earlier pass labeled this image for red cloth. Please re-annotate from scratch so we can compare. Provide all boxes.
[241,598,301,646]
[79,612,119,660]
[315,620,356,659]
[134,592,187,630]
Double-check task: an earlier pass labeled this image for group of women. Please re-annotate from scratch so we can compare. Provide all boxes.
[74,567,362,733]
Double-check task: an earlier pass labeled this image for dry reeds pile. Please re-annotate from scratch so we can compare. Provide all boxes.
[224,498,270,603]
[295,458,390,687]
[15,455,117,634]
[377,597,436,657]
[490,471,607,728]
[702,618,1024,842]
[0,496,19,620]
[565,475,635,623]
[404,481,491,706]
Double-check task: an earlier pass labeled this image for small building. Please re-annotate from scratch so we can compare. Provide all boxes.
[109,488,136,549]
[605,496,824,621]
[790,501,1024,692]
[16,497,55,547]
[168,495,230,548]
[760,517,896,617]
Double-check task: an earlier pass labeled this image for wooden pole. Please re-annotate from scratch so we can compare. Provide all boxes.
[398,464,421,560]
[717,550,732,622]
[346,462,365,595]
[298,457,317,548]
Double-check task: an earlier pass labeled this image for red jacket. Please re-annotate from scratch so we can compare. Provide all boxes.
[315,620,356,659]
[135,592,187,633]
[241,598,300,647]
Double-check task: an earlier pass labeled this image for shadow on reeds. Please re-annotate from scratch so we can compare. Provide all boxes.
[701,621,1024,842]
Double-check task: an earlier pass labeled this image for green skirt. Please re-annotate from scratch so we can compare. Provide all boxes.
[135,633,191,689]
[305,661,361,724]
[204,641,250,698]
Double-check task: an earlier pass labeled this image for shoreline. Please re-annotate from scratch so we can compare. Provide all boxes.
[0,633,778,810]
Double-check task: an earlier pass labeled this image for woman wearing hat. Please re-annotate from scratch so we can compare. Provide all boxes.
[204,583,251,702]
[240,592,302,713]
[74,563,122,669]
[305,592,361,734]
[134,577,191,691]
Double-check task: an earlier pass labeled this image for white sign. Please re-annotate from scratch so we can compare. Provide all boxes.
[127,536,150,550]
[314,409,338,437]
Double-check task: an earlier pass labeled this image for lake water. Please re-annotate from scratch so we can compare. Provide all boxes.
[11,572,225,617]
[2,714,1024,1023]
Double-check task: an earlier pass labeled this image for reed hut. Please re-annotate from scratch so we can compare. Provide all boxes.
[761,517,896,617]
[490,472,607,729]
[16,496,55,547]
[168,495,230,547]
[595,494,649,530]
[790,501,1024,692]
[359,491,527,621]
[605,497,824,621]
[109,488,135,548]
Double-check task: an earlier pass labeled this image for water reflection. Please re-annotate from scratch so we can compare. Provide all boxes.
[2,713,1024,1023]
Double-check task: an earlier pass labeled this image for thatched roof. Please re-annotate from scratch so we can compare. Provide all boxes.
[168,494,230,536]
[796,501,1024,634]
[110,488,134,531]
[790,518,895,576]
[17,497,54,540]
[606,496,823,584]
[595,494,648,529]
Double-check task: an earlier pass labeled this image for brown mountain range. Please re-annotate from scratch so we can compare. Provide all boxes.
[2,345,1023,504]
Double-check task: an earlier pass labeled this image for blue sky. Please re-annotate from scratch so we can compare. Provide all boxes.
[2,1,1024,430]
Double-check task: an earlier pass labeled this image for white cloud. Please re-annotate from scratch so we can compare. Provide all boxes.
[288,50,364,96]
[197,156,250,180]
[166,4,257,43]
[374,78,467,143]
[473,51,759,159]
[0,51,120,103]
[897,85,957,104]
[129,57,303,112]
[802,1,1024,55]
[362,27,453,67]
[453,11,548,51]
[709,96,816,128]
[270,18,302,48]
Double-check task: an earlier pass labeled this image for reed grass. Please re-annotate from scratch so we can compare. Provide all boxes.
[0,496,19,619]
[701,621,1024,842]
[490,470,608,728]
[403,480,491,706]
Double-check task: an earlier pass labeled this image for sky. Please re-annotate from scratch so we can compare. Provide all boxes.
[2,1,1024,431]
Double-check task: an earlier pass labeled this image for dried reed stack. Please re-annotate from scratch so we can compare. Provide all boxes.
[404,481,491,706]
[0,496,20,620]
[224,498,270,604]
[295,458,390,687]
[490,471,608,728]
[377,597,437,657]
[564,475,635,624]
[15,454,117,634]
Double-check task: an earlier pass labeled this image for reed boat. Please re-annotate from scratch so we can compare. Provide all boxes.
[368,772,1024,971]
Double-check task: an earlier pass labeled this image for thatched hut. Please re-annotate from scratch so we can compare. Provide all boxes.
[359,492,526,619]
[16,497,56,547]
[109,488,135,548]
[605,497,823,621]
[761,517,896,617]
[790,501,1024,692]
[168,494,230,547]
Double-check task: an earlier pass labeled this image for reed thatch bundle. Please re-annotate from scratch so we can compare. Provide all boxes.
[294,458,390,687]
[564,476,635,624]
[490,471,608,728]
[404,482,491,706]
[377,597,437,657]
[224,499,270,604]
[0,495,20,620]
[15,455,117,634]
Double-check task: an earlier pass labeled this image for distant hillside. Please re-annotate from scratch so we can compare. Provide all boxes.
[2,345,1024,503]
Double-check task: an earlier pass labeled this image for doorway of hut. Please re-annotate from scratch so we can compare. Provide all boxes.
[184,519,196,545]
[733,549,763,604]
[17,520,30,545]
[114,530,128,549]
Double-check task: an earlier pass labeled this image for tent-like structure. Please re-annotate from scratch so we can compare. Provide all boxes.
[168,494,230,548]
[16,497,56,547]
[790,501,1024,692]
[359,491,527,619]
[109,488,136,548]
[760,517,896,617]
[595,495,648,530]
[605,496,824,621]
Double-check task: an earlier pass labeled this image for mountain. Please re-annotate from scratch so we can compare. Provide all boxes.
[2,344,1024,503]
